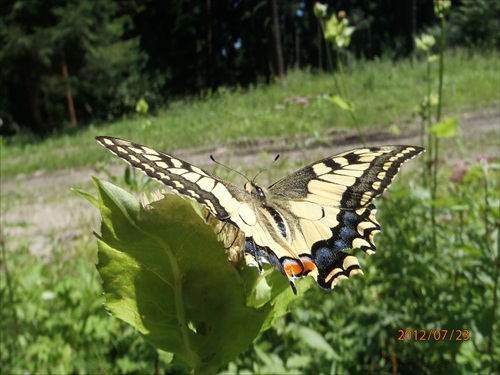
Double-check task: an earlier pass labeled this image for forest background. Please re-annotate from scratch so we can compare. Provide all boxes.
[1,0,497,136]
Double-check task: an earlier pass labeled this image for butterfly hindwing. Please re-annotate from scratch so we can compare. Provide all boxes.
[309,204,378,289]
[260,145,423,289]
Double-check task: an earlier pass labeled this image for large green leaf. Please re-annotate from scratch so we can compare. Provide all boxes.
[89,178,304,372]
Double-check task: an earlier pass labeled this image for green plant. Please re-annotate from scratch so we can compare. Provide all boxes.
[414,0,458,260]
[314,2,364,145]
[0,234,171,374]
[75,177,310,372]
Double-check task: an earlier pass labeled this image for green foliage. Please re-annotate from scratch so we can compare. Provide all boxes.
[136,98,150,114]
[0,0,145,135]
[316,5,355,49]
[0,236,169,374]
[2,49,497,178]
[83,177,309,372]
[328,95,355,112]
[4,152,497,372]
[429,117,458,138]
[447,0,500,48]
[315,2,363,144]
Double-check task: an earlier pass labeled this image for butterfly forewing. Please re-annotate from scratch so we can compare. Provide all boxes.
[269,146,423,208]
[96,136,245,220]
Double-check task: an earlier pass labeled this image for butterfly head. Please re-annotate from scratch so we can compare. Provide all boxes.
[245,182,267,201]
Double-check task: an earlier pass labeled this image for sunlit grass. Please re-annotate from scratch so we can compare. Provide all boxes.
[1,48,498,177]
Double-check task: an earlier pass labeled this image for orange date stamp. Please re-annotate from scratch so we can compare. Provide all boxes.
[397,329,470,341]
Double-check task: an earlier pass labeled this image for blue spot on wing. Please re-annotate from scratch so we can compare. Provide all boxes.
[310,206,378,289]
[334,239,348,251]
[337,210,361,244]
[314,246,343,266]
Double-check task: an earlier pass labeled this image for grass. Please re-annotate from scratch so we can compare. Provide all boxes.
[1,48,498,178]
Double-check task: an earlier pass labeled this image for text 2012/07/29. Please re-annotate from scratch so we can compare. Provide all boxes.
[397,329,470,341]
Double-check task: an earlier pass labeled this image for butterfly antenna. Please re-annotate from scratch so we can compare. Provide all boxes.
[252,154,280,183]
[210,155,250,183]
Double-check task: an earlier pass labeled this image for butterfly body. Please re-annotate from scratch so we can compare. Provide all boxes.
[97,136,424,293]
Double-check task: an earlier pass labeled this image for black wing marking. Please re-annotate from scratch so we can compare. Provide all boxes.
[309,204,378,288]
[269,145,424,208]
[96,136,244,220]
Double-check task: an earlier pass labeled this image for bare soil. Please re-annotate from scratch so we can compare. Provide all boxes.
[1,106,498,256]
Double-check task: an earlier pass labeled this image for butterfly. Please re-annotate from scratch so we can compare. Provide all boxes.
[96,136,424,294]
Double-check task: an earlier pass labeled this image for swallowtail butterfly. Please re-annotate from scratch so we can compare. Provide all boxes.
[97,136,424,294]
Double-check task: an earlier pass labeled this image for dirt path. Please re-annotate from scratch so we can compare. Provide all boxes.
[1,106,498,256]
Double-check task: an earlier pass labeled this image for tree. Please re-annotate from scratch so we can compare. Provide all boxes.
[0,0,144,135]
[267,0,286,84]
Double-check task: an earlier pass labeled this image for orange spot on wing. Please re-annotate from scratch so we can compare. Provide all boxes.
[299,256,317,276]
[283,259,304,278]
